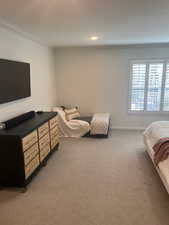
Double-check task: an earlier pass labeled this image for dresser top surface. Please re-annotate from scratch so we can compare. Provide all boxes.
[0,112,57,137]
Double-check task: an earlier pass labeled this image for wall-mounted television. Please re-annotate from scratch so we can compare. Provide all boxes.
[0,59,31,104]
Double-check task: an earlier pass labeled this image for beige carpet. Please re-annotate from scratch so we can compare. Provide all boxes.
[0,130,169,225]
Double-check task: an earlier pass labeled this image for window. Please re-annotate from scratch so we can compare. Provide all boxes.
[129,60,169,112]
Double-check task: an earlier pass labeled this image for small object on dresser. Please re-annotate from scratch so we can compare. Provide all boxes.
[37,111,43,114]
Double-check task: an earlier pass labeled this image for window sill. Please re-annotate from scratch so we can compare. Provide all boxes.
[128,111,169,116]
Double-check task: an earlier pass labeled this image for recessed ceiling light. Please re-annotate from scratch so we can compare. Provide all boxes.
[90,36,99,41]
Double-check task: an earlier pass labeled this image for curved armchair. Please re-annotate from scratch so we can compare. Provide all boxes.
[54,108,90,138]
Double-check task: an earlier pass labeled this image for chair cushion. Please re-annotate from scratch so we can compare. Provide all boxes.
[65,108,80,121]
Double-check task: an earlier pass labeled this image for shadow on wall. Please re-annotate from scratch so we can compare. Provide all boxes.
[0,97,32,121]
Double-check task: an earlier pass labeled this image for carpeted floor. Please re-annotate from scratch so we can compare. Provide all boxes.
[0,130,169,225]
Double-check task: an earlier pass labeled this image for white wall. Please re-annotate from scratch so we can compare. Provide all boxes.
[0,26,57,121]
[55,45,169,129]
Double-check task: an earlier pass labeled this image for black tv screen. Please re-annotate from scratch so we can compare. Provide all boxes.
[0,59,31,104]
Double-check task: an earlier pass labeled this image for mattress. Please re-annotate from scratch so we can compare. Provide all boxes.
[143,123,169,194]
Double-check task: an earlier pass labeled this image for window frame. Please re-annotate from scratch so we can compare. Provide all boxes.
[128,59,169,115]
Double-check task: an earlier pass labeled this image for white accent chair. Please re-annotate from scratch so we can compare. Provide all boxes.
[52,107,90,138]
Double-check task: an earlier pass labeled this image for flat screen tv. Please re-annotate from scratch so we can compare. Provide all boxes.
[0,59,31,104]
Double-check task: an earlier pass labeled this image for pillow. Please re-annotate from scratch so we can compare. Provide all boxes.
[64,107,80,121]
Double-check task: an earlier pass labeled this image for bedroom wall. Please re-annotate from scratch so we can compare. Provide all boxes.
[0,26,57,122]
[55,45,169,129]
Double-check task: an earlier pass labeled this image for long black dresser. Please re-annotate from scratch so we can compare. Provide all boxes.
[0,112,59,189]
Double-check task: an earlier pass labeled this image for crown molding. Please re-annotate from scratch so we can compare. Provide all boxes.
[54,42,169,49]
[0,17,48,47]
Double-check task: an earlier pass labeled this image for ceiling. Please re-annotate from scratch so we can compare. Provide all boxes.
[0,0,169,47]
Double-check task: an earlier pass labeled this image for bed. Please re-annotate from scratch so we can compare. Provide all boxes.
[143,121,169,194]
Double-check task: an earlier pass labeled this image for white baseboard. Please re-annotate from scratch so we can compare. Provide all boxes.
[110,126,145,131]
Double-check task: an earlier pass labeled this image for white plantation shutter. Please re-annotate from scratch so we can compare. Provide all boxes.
[147,63,163,111]
[163,63,169,111]
[131,64,146,111]
[129,60,169,112]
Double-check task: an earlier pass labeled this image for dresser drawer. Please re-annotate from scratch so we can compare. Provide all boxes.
[25,155,39,179]
[51,135,59,149]
[49,116,58,130]
[50,126,58,139]
[38,122,49,139]
[39,133,50,151]
[24,143,39,166]
[22,130,38,152]
[40,143,50,162]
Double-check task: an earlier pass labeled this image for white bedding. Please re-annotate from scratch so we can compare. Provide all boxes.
[143,121,169,192]
[144,121,169,147]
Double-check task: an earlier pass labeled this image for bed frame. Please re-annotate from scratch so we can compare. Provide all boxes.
[144,136,169,194]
